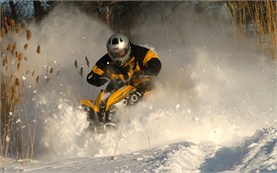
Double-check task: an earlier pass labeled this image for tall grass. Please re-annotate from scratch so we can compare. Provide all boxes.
[0,17,56,162]
[227,1,276,61]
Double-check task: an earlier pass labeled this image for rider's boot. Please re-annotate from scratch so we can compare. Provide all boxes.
[105,105,117,125]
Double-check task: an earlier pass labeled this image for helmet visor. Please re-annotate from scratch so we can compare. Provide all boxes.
[108,47,130,66]
[109,49,127,60]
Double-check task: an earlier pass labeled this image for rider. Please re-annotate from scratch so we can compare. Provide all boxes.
[87,33,162,101]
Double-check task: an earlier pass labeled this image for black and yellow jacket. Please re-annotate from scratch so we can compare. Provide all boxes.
[87,43,161,87]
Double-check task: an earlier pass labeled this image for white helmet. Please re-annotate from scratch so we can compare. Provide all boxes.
[106,34,131,66]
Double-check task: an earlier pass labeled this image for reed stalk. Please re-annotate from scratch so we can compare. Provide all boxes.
[227,1,276,61]
[1,16,56,162]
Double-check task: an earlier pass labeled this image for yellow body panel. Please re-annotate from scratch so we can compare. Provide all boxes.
[81,99,98,111]
[81,85,137,112]
[105,85,137,111]
[81,77,152,113]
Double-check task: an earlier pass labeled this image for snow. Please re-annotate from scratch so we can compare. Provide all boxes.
[1,2,276,173]
[1,127,276,172]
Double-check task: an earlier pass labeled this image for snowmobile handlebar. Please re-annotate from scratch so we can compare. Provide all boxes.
[105,74,156,93]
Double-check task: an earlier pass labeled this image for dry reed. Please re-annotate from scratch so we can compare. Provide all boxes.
[2,56,8,67]
[15,78,20,86]
[1,27,5,37]
[36,45,40,54]
[9,19,15,28]
[24,43,28,50]
[26,30,31,40]
[17,53,23,61]
[227,1,276,61]
[16,63,20,71]
[50,67,54,74]
[1,16,57,161]
[12,43,16,54]
[6,44,12,52]
[79,66,83,77]
[36,76,39,84]
[74,60,78,68]
[15,23,21,33]
[3,16,7,22]
[85,56,89,67]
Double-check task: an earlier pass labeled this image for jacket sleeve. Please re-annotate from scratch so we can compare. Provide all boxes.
[87,65,108,87]
[141,50,161,76]
[142,58,161,76]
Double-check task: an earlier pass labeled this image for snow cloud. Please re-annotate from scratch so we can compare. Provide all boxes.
[11,3,275,159]
[126,2,276,147]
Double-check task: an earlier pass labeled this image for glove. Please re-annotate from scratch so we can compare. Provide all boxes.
[133,71,154,79]
[132,72,143,79]
[106,78,125,92]
[114,78,125,88]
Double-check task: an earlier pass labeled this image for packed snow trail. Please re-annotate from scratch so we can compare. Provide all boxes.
[1,127,276,172]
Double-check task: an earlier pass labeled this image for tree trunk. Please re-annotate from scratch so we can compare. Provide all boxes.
[33,0,45,23]
[9,0,17,20]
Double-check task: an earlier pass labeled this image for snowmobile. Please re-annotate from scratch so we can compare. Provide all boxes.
[80,76,152,133]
